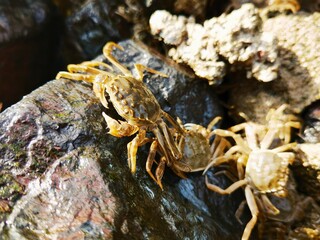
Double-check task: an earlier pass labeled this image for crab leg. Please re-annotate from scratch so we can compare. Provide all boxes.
[282,122,301,144]
[260,128,277,150]
[155,156,166,189]
[146,140,160,186]
[102,112,142,173]
[260,195,280,215]
[205,176,247,194]
[163,111,184,134]
[159,121,182,160]
[103,42,132,76]
[56,71,96,82]
[242,186,258,240]
[211,136,231,159]
[67,64,104,75]
[81,61,113,71]
[272,142,297,153]
[207,116,222,132]
[235,200,247,224]
[134,64,168,81]
[127,128,148,173]
[214,129,251,155]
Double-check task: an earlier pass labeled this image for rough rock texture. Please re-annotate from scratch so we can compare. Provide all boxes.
[292,143,320,203]
[54,0,176,63]
[0,40,247,239]
[149,4,279,85]
[0,0,60,109]
[56,0,129,63]
[227,11,320,122]
[288,102,320,205]
[257,174,320,240]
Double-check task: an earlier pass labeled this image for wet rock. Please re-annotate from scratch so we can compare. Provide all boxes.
[55,0,129,63]
[227,10,320,122]
[0,39,245,239]
[54,0,176,63]
[0,0,60,109]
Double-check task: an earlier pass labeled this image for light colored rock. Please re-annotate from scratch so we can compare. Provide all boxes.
[150,4,280,84]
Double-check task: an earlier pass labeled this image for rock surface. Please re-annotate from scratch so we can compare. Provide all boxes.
[149,4,280,85]
[0,40,246,239]
[0,0,60,109]
[227,10,320,122]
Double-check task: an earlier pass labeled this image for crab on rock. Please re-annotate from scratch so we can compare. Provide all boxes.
[204,109,299,240]
[56,42,187,188]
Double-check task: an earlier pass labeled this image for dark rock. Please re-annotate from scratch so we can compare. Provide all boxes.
[0,0,61,109]
[301,101,320,144]
[290,101,320,202]
[0,39,245,239]
[58,0,129,63]
[55,0,175,63]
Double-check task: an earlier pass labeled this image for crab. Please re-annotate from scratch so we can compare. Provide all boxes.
[258,173,320,238]
[260,0,301,19]
[143,116,231,188]
[56,42,187,189]
[174,117,231,172]
[265,104,301,144]
[266,0,301,13]
[204,119,297,240]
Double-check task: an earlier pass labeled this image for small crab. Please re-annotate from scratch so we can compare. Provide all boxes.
[56,42,186,189]
[257,172,320,238]
[174,117,231,172]
[267,0,301,13]
[204,119,297,240]
[144,116,230,188]
[260,0,301,19]
[265,104,301,144]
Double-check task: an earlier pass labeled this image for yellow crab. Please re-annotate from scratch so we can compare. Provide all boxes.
[266,0,300,13]
[56,42,185,188]
[146,117,230,188]
[265,104,301,144]
[204,110,298,240]
[174,117,230,172]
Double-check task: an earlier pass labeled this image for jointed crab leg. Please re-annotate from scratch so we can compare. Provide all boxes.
[81,61,113,71]
[205,176,247,194]
[205,176,258,240]
[156,157,166,189]
[104,42,168,80]
[163,111,184,134]
[146,141,160,185]
[272,142,297,153]
[56,71,97,82]
[134,64,168,80]
[243,186,258,240]
[103,42,132,76]
[214,129,251,155]
[159,121,182,160]
[127,128,148,173]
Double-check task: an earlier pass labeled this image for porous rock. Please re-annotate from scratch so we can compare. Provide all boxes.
[0,40,245,239]
[149,4,279,85]
[227,11,320,122]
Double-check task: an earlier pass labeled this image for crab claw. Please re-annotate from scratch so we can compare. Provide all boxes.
[102,112,139,137]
